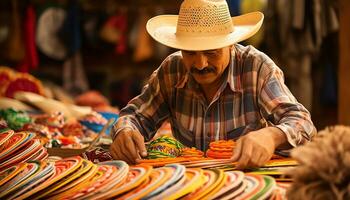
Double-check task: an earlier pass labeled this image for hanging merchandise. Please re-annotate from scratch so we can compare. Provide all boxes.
[153,6,170,60]
[36,6,67,60]
[99,8,128,55]
[58,0,81,57]
[62,51,89,96]
[18,4,39,72]
[264,0,339,111]
[6,0,25,63]
[133,9,154,62]
[60,0,89,95]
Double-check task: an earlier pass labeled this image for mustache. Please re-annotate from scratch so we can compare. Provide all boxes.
[190,66,216,75]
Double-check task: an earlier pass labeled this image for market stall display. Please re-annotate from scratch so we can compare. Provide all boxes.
[0,156,286,199]
[0,67,45,98]
[0,123,298,199]
[0,130,48,171]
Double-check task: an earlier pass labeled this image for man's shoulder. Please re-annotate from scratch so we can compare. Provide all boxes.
[155,51,187,87]
[234,44,273,64]
[159,51,186,74]
[234,44,279,73]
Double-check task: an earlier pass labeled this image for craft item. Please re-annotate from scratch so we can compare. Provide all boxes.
[180,147,204,158]
[48,164,98,200]
[249,175,276,200]
[137,157,189,167]
[98,165,152,199]
[4,162,55,200]
[71,160,129,199]
[0,129,14,146]
[234,174,262,200]
[166,168,205,199]
[0,67,15,89]
[206,140,235,159]
[0,163,27,187]
[0,131,33,161]
[0,108,31,130]
[3,72,45,98]
[211,171,246,199]
[18,156,83,199]
[0,97,35,111]
[35,159,94,199]
[0,139,42,169]
[146,136,185,159]
[144,164,186,198]
[183,168,226,200]
[119,166,174,200]
[0,162,40,198]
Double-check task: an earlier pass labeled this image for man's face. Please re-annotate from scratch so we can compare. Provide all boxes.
[181,46,231,87]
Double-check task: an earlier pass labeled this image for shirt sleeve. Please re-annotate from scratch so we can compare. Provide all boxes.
[257,62,317,147]
[111,60,171,141]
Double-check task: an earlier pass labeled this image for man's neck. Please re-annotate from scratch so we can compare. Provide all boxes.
[200,77,224,103]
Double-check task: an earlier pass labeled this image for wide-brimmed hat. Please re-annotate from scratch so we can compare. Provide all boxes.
[146,0,264,51]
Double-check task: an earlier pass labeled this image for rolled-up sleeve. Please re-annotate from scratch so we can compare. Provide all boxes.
[258,63,317,147]
[111,61,171,141]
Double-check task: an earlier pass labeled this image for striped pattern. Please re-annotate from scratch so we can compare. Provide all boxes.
[112,44,316,151]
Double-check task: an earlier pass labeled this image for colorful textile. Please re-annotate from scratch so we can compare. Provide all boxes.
[80,147,112,163]
[113,44,315,151]
[146,136,184,159]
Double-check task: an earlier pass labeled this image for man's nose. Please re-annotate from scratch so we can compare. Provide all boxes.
[193,53,208,70]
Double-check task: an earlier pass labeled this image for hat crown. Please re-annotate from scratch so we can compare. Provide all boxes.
[176,0,234,36]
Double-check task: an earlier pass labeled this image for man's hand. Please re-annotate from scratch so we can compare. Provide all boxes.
[109,128,147,164]
[231,127,287,169]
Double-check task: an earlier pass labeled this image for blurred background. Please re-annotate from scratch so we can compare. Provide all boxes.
[0,0,349,131]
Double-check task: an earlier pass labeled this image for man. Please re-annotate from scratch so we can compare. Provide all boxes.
[110,0,316,168]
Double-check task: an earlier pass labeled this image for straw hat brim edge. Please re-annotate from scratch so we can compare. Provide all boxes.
[146,11,264,51]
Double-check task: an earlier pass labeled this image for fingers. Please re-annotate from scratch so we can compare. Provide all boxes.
[109,129,147,164]
[110,140,133,164]
[132,132,147,157]
[236,141,253,169]
[109,143,118,159]
[123,135,141,160]
[231,138,243,161]
[249,151,263,167]
[233,132,274,169]
[117,145,133,164]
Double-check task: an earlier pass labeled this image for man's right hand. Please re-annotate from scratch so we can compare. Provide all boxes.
[109,128,147,164]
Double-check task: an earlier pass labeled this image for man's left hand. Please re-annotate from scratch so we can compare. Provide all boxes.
[231,127,287,169]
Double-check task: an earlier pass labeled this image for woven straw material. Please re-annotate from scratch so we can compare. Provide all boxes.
[146,0,264,51]
[177,0,233,36]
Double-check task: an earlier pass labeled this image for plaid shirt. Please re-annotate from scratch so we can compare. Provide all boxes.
[112,44,316,151]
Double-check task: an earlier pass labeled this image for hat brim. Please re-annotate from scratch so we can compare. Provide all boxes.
[146,12,264,51]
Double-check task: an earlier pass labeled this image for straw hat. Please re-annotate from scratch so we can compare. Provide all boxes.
[146,0,264,51]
